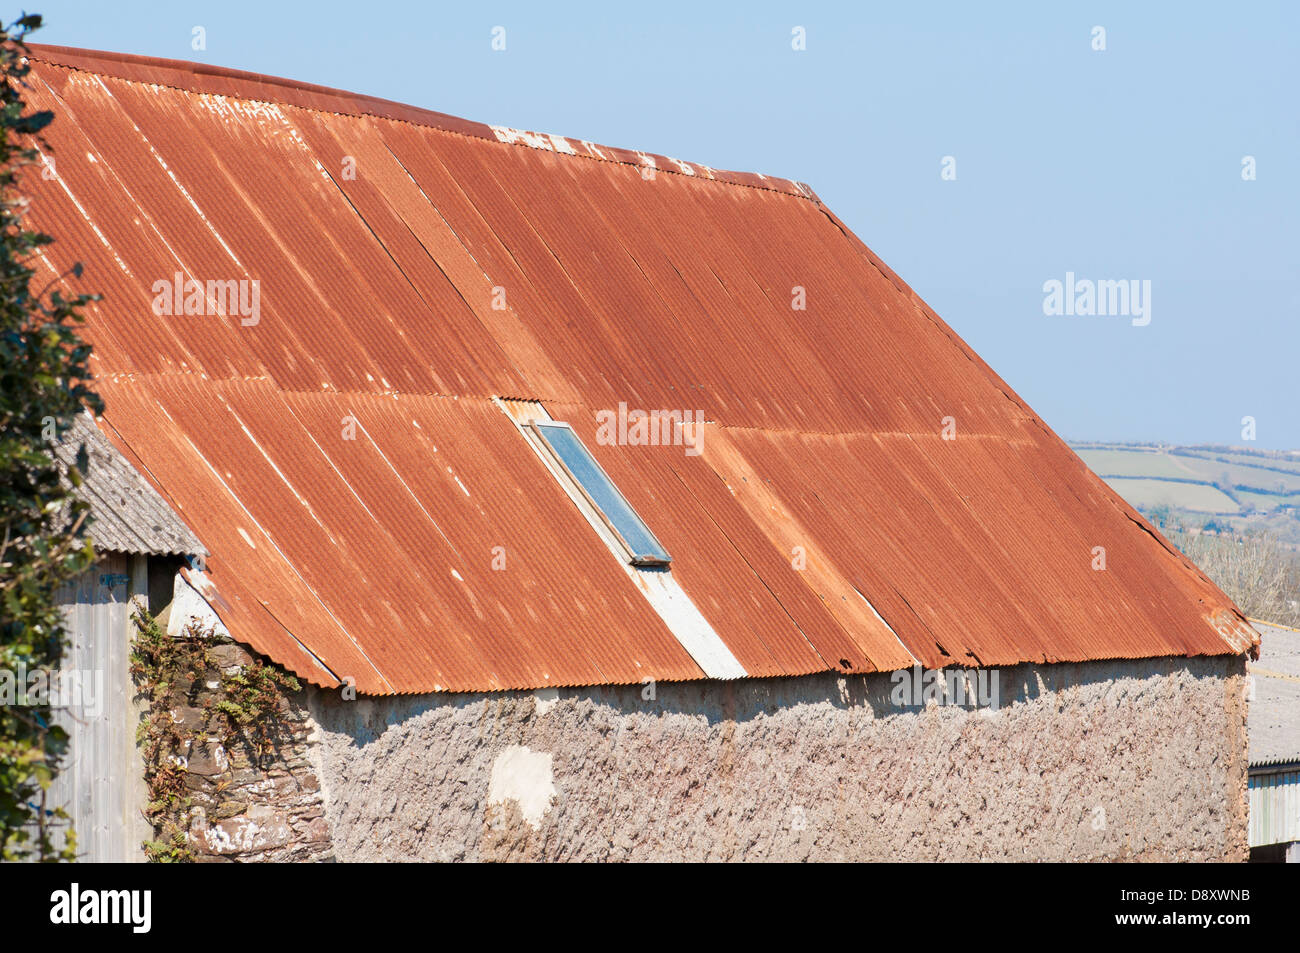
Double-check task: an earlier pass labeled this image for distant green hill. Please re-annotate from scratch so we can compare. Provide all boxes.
[1070,442,1300,546]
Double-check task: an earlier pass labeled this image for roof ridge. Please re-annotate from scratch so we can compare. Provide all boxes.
[26,43,822,202]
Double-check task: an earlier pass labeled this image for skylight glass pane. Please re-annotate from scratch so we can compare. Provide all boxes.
[533,422,672,565]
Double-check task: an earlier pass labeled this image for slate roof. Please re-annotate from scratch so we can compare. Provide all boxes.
[1248,621,1300,768]
[53,412,205,557]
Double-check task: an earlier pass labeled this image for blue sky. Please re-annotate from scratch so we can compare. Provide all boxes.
[28,1,1300,448]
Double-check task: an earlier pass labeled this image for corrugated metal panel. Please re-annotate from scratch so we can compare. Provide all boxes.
[53,412,205,556]
[18,45,1257,696]
[86,378,365,689]
[284,108,582,405]
[90,377,702,694]
[700,425,1252,668]
[1249,769,1300,848]
[547,404,903,676]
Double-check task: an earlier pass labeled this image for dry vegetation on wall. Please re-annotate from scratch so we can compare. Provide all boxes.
[130,611,304,862]
[1165,527,1300,627]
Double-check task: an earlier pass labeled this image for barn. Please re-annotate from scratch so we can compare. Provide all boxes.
[28,45,1257,861]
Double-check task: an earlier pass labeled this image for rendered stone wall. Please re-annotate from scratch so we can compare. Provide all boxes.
[305,654,1249,862]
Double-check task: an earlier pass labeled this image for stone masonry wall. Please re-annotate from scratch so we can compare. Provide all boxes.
[150,641,333,862]
[305,654,1250,862]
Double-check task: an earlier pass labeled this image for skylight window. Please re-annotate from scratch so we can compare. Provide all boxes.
[530,421,672,566]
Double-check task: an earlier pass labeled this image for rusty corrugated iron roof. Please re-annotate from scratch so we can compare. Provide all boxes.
[20,45,1259,694]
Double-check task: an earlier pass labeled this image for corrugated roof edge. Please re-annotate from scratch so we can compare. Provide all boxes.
[25,44,822,202]
[1249,758,1300,771]
[815,202,1260,663]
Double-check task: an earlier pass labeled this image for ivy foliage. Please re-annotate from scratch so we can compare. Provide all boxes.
[130,611,301,862]
[0,12,103,862]
[130,611,208,862]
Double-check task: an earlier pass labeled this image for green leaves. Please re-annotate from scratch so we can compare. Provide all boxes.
[6,108,50,134]
[0,13,102,862]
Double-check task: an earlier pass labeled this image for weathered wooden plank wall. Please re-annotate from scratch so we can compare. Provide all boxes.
[46,554,149,861]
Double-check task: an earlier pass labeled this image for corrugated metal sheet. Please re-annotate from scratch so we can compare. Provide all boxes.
[1249,769,1300,848]
[19,45,1258,695]
[87,376,702,694]
[53,412,205,556]
[696,425,1255,668]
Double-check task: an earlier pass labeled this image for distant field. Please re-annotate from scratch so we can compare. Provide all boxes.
[1075,447,1300,492]
[1074,449,1196,480]
[1172,455,1300,493]
[1101,477,1239,513]
[1238,489,1293,509]
[1071,442,1300,546]
[1177,448,1300,476]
